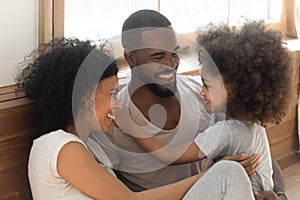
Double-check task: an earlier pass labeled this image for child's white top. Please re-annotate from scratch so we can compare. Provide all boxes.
[194,119,274,192]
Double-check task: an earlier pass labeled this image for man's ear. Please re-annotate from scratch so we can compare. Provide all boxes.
[124,50,136,67]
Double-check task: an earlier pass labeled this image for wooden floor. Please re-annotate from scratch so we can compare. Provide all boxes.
[282,161,300,200]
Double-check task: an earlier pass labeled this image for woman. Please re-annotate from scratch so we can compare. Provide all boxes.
[16,38,255,199]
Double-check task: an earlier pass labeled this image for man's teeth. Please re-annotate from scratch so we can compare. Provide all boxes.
[107,113,115,120]
[158,72,173,79]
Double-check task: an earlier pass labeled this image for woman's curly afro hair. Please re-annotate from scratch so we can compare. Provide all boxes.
[197,21,295,126]
[16,38,118,134]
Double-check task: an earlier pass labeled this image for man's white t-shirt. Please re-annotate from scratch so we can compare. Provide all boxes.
[89,75,215,191]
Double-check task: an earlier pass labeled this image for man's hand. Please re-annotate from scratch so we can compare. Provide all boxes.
[254,191,283,200]
[221,153,260,178]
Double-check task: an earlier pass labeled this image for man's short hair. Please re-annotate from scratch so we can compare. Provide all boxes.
[121,9,172,49]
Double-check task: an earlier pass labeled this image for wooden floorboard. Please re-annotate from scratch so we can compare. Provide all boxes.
[282,161,300,200]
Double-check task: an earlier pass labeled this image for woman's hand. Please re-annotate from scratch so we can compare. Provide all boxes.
[220,153,260,178]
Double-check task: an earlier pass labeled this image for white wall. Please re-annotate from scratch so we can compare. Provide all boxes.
[0,0,38,87]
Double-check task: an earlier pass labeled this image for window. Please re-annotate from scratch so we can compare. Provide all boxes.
[65,0,157,40]
[40,0,298,44]
[63,0,283,40]
[39,0,298,76]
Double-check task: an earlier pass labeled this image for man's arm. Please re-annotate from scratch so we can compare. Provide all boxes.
[272,158,285,194]
[87,130,121,168]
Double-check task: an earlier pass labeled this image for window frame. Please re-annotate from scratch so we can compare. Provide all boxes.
[267,0,298,39]
[38,0,64,45]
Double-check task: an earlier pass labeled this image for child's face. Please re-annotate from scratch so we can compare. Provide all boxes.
[200,75,227,113]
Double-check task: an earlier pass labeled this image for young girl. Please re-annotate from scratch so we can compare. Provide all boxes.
[126,21,294,195]
[17,38,256,199]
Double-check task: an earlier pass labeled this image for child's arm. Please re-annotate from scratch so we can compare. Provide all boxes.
[133,136,206,164]
[134,133,262,182]
[114,108,206,164]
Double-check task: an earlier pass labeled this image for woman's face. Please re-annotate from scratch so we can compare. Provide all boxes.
[95,75,121,133]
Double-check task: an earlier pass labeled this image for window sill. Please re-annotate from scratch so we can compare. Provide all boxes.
[285,39,300,52]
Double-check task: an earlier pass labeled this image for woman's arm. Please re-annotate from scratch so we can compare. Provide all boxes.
[57,141,203,200]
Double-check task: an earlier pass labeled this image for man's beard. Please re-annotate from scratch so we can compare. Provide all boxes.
[146,81,177,98]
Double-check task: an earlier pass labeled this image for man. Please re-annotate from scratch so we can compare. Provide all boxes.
[88,9,285,199]
[90,9,216,190]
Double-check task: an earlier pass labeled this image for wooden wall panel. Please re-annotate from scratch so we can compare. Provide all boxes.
[266,105,297,130]
[266,50,300,168]
[0,92,25,103]
[267,119,297,145]
[0,86,16,95]
[0,105,40,142]
[0,133,36,172]
[270,135,299,159]
[0,167,32,200]
[0,97,40,200]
